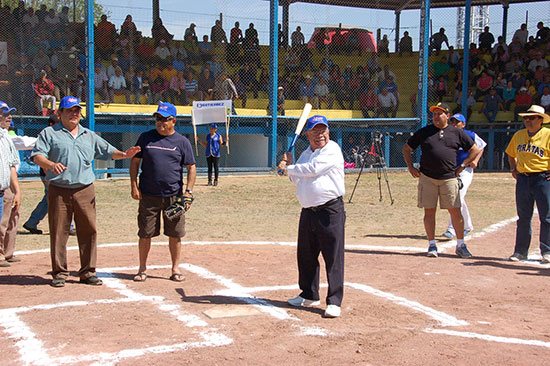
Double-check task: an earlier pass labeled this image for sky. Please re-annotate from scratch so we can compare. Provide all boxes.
[96,0,550,51]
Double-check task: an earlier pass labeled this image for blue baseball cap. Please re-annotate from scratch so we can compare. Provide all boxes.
[0,101,16,114]
[59,96,82,110]
[154,102,177,118]
[209,123,218,129]
[306,115,329,130]
[450,113,466,125]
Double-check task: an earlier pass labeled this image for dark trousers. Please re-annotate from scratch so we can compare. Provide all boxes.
[297,197,345,306]
[514,173,550,256]
[207,156,220,181]
[48,184,97,280]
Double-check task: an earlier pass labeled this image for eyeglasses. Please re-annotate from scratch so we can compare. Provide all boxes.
[1,111,11,117]
[155,115,174,122]
[524,116,540,121]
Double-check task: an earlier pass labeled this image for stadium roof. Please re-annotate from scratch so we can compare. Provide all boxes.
[284,0,548,12]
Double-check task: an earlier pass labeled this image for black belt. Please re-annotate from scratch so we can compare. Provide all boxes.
[306,196,343,212]
[520,171,549,176]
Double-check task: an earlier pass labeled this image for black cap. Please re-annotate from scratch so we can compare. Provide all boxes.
[429,102,450,113]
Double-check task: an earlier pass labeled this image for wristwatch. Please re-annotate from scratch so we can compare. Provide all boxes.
[185,189,193,195]
[460,163,466,168]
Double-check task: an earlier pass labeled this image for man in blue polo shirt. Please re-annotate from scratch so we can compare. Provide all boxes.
[32,96,141,288]
[130,102,196,283]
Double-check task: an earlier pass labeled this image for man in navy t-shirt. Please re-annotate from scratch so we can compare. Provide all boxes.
[402,102,480,259]
[130,102,196,282]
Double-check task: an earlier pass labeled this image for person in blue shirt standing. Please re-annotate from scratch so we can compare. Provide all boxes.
[199,123,225,186]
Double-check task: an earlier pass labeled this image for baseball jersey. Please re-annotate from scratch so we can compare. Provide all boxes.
[505,128,550,173]
[457,129,487,167]
[135,130,195,197]
[407,124,475,180]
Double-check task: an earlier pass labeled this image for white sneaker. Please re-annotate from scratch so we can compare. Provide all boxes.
[542,253,550,264]
[287,295,320,307]
[324,304,341,318]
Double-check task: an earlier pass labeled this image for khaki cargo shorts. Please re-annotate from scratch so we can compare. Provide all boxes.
[417,173,460,209]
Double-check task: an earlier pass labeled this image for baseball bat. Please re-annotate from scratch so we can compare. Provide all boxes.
[278,103,312,175]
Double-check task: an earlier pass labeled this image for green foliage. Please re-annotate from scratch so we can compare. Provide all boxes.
[2,0,109,24]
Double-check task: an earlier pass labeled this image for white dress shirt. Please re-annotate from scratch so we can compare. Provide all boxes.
[287,140,345,208]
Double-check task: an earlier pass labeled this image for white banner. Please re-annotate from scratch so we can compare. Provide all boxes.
[0,42,7,67]
[192,100,231,125]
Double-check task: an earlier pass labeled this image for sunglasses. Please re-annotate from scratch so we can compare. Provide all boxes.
[524,116,540,121]
[1,111,12,117]
[155,115,174,122]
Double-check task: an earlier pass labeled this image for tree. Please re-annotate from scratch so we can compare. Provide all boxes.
[3,0,110,24]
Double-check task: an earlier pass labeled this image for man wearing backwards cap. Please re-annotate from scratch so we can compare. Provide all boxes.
[403,102,480,258]
[130,102,196,282]
[0,101,21,267]
[505,105,550,264]
[278,115,346,318]
[32,96,141,288]
[443,113,487,239]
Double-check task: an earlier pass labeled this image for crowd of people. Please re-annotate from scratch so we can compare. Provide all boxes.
[423,23,550,123]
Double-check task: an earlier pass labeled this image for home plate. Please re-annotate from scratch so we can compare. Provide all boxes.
[203,306,263,319]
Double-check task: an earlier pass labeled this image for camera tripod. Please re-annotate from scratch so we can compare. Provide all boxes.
[348,132,394,205]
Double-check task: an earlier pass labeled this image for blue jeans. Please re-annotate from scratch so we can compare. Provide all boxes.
[514,173,550,256]
[483,107,498,122]
[24,178,48,229]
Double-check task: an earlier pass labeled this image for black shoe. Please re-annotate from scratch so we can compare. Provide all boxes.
[6,257,21,263]
[23,224,43,235]
[80,276,103,286]
[51,278,65,287]
[207,180,212,186]
[213,180,218,186]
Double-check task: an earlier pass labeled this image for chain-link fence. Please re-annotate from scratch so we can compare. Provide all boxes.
[1,1,549,176]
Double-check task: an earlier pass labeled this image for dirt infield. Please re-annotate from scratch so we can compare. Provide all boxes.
[1,173,549,365]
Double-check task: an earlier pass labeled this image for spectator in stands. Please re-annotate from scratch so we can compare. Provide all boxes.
[453,89,476,120]
[94,64,109,101]
[480,88,503,123]
[514,87,532,120]
[478,26,495,52]
[214,72,238,114]
[151,18,173,44]
[228,22,243,66]
[198,68,214,100]
[109,67,131,104]
[170,41,187,61]
[541,87,550,112]
[524,79,537,98]
[493,72,507,96]
[206,54,223,79]
[14,54,36,115]
[291,26,305,49]
[538,75,550,97]
[527,51,549,77]
[22,7,39,28]
[12,1,26,24]
[314,77,331,109]
[508,39,522,62]
[475,71,493,100]
[298,46,314,73]
[399,31,413,57]
[44,8,59,26]
[510,70,526,90]
[535,21,550,46]
[380,75,399,108]
[35,4,47,23]
[377,87,397,118]
[184,23,198,43]
[96,15,117,60]
[333,76,352,110]
[534,65,545,86]
[183,34,200,65]
[107,56,120,79]
[245,23,259,47]
[35,70,56,114]
[136,38,154,65]
[121,15,138,39]
[239,63,258,99]
[134,69,152,104]
[33,49,50,71]
[243,36,261,68]
[430,28,449,55]
[199,35,214,62]
[434,76,447,102]
[162,62,177,84]
[493,46,509,71]
[448,46,461,69]
[211,20,228,46]
[360,87,380,117]
[0,65,12,105]
[151,75,168,104]
[491,36,508,56]
[118,49,133,73]
[273,86,285,115]
[513,23,529,46]
[168,70,187,105]
[299,75,316,106]
[502,80,516,110]
[258,68,269,93]
[378,34,389,57]
[184,72,199,103]
[154,39,171,66]
[233,74,246,107]
[59,6,69,25]
[173,52,186,72]
[432,56,450,79]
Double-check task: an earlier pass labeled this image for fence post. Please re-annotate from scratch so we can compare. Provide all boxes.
[85,0,95,132]
[269,0,279,168]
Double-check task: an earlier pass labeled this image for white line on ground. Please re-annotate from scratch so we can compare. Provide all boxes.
[425,328,550,348]
[439,216,518,250]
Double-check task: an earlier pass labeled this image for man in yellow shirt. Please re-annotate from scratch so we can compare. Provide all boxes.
[505,105,550,263]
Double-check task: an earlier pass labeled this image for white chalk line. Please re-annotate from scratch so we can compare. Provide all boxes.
[439,216,517,250]
[425,328,550,349]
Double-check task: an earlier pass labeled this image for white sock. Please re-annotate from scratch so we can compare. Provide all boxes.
[457,239,465,247]
[429,240,436,247]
